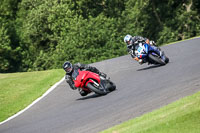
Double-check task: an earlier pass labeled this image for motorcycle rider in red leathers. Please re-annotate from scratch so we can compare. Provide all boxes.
[63,61,106,96]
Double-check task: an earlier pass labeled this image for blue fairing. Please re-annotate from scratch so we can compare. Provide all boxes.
[144,43,149,53]
[137,43,149,58]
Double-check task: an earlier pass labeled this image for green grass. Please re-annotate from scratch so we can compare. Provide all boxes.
[100,36,200,133]
[101,91,200,133]
[0,69,64,122]
[1,36,200,126]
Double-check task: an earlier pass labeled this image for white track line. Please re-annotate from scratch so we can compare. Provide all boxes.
[1,37,199,126]
[0,76,65,125]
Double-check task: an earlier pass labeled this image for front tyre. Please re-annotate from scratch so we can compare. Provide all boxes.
[165,56,169,63]
[86,82,107,95]
[107,81,116,92]
[148,54,166,65]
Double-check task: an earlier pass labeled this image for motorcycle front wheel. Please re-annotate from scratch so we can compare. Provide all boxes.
[106,81,116,92]
[148,54,166,65]
[86,82,108,95]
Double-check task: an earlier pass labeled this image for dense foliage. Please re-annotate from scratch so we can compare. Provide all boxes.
[0,0,200,72]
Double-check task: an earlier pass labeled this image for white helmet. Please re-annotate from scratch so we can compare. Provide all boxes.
[124,34,133,45]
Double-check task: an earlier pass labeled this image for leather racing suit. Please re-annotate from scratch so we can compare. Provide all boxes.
[65,63,104,96]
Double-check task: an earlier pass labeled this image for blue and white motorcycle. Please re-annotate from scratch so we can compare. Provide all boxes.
[135,42,169,65]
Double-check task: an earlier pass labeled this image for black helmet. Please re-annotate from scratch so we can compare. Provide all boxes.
[63,61,73,74]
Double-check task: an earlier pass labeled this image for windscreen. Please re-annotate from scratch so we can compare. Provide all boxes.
[72,69,79,80]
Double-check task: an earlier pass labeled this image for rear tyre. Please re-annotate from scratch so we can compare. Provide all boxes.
[148,54,166,65]
[86,82,107,95]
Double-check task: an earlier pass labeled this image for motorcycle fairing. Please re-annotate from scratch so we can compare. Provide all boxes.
[73,70,101,90]
[136,43,148,59]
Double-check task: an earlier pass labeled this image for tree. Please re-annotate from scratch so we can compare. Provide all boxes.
[16,0,78,71]
[0,0,21,72]
[0,18,21,72]
[70,0,126,18]
[51,14,126,68]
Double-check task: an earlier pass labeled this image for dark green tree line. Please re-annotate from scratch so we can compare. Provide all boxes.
[0,0,199,72]
[0,0,21,72]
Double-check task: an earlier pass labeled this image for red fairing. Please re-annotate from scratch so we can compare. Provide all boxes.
[73,70,100,91]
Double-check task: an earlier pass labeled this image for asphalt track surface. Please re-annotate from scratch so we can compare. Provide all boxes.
[0,38,200,133]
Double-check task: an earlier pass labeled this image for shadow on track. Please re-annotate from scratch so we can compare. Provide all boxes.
[76,88,117,100]
[137,64,164,71]
[76,93,104,100]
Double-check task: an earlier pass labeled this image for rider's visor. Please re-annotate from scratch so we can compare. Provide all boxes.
[127,40,131,45]
[65,67,72,73]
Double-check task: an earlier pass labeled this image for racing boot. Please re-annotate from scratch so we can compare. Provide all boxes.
[138,59,143,65]
[138,58,147,65]
[79,88,88,96]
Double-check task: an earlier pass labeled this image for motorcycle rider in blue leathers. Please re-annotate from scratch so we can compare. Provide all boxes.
[124,34,163,64]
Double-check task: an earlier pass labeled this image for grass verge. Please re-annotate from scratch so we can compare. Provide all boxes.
[101,91,200,133]
[0,69,64,122]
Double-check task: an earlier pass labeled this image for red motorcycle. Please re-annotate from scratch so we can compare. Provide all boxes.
[72,69,116,95]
